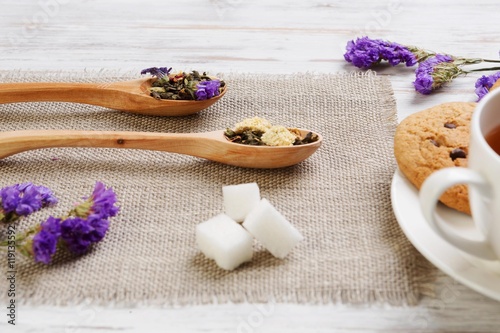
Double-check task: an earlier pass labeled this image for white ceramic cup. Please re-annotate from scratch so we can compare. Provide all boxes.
[420,88,500,261]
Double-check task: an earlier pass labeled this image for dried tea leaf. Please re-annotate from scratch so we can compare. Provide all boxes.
[151,91,162,100]
[300,132,319,144]
[147,70,224,101]
[241,131,263,145]
[226,118,318,147]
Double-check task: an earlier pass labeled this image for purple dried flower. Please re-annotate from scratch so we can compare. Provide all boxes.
[37,185,59,207]
[32,216,61,264]
[32,182,116,260]
[32,230,59,264]
[86,214,110,243]
[141,67,172,78]
[16,185,44,216]
[475,72,500,101]
[42,216,62,235]
[1,187,20,213]
[60,217,93,254]
[413,54,459,94]
[195,80,221,101]
[1,182,118,264]
[344,36,417,68]
[60,215,109,255]
[89,182,119,219]
[0,183,58,221]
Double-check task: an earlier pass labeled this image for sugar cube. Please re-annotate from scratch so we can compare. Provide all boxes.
[243,199,303,259]
[196,213,253,270]
[223,182,261,222]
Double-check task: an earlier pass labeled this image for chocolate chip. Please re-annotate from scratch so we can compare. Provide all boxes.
[430,139,440,147]
[117,139,125,144]
[444,123,457,129]
[450,148,466,160]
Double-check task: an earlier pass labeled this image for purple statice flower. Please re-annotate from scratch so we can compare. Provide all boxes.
[36,185,59,207]
[1,182,118,264]
[0,187,20,213]
[140,67,172,78]
[15,185,45,216]
[475,72,500,101]
[32,216,61,264]
[0,183,58,219]
[413,54,459,95]
[89,182,119,219]
[58,182,116,254]
[32,230,59,264]
[60,217,92,254]
[344,36,417,68]
[60,215,110,255]
[86,214,110,243]
[195,80,221,101]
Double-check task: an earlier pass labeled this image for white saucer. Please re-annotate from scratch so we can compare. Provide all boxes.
[391,169,500,301]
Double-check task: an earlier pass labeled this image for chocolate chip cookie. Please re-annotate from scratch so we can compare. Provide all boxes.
[394,102,476,214]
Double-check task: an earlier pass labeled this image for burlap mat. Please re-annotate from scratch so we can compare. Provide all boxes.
[0,71,433,306]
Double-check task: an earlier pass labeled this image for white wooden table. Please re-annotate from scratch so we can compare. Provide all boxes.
[1,0,500,332]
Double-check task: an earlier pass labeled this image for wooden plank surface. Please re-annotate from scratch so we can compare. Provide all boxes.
[1,0,500,332]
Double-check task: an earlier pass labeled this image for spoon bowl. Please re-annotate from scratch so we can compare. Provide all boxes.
[0,129,322,168]
[0,78,226,116]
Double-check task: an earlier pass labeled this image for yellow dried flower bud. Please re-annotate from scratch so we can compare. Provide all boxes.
[261,126,297,146]
[234,117,272,134]
[287,127,302,141]
[149,87,166,93]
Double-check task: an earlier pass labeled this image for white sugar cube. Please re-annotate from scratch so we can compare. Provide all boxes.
[243,199,303,259]
[196,213,253,270]
[223,183,261,222]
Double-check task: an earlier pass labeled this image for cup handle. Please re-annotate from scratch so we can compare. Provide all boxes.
[419,168,497,260]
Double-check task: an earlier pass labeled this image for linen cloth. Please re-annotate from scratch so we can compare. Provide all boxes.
[0,71,433,305]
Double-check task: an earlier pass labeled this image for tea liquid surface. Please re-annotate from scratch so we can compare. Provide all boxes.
[485,124,500,155]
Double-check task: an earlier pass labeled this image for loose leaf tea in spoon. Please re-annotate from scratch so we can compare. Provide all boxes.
[224,117,319,146]
[141,67,225,101]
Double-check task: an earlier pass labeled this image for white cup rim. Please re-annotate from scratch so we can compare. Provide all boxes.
[472,87,500,160]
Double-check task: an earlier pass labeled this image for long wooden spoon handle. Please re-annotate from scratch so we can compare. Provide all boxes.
[0,130,219,160]
[0,82,106,105]
[0,129,322,168]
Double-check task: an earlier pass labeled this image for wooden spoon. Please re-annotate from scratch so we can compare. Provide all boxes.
[0,129,322,168]
[0,78,226,116]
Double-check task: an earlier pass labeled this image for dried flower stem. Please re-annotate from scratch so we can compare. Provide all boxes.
[465,66,500,73]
